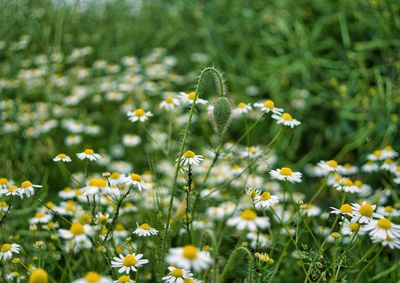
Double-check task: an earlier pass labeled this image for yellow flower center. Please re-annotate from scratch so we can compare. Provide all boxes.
[238,102,247,108]
[377,218,392,230]
[139,223,151,230]
[187,92,196,100]
[344,179,353,186]
[344,163,352,169]
[183,245,198,260]
[349,223,360,232]
[183,279,194,283]
[57,153,67,158]
[165,97,174,104]
[339,204,352,214]
[8,185,17,192]
[99,215,108,225]
[359,204,373,217]
[29,268,48,283]
[110,172,120,179]
[115,223,125,231]
[35,212,45,219]
[184,150,196,158]
[384,206,394,213]
[84,149,94,155]
[0,178,9,185]
[281,113,293,121]
[84,272,101,283]
[123,255,137,266]
[70,222,85,235]
[264,100,274,109]
[373,150,382,157]
[118,275,131,283]
[384,146,393,151]
[134,108,145,117]
[260,192,271,201]
[0,201,7,207]
[1,243,11,252]
[280,167,293,176]
[130,173,142,182]
[89,178,107,187]
[354,180,362,188]
[240,209,257,220]
[21,181,33,188]
[66,201,75,212]
[327,160,337,167]
[46,202,54,209]
[171,268,184,277]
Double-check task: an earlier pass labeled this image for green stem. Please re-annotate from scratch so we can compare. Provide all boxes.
[354,246,383,283]
[219,247,254,283]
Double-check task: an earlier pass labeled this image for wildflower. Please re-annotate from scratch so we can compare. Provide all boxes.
[0,201,9,212]
[111,253,149,274]
[317,160,341,174]
[178,150,204,167]
[133,223,158,237]
[254,252,273,264]
[178,91,208,105]
[20,180,42,198]
[253,191,279,209]
[127,108,153,122]
[59,222,93,251]
[160,96,180,110]
[77,149,101,161]
[5,185,21,197]
[162,266,194,283]
[361,161,379,173]
[234,102,252,115]
[381,158,396,171]
[381,146,398,159]
[227,209,270,231]
[73,272,112,283]
[362,218,400,240]
[254,100,283,114]
[0,243,20,261]
[372,235,400,249]
[125,173,146,191]
[269,167,302,183]
[29,268,48,283]
[166,245,212,272]
[330,203,353,216]
[82,178,112,196]
[271,112,301,128]
[340,218,361,235]
[53,153,72,162]
[377,206,400,217]
[0,177,10,189]
[351,201,380,223]
[114,275,135,283]
[367,150,385,161]
[337,163,358,175]
[29,211,53,224]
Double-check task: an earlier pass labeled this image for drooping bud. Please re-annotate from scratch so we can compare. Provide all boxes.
[210,96,232,137]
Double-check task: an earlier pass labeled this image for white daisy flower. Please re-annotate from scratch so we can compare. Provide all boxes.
[317,160,341,175]
[337,163,358,175]
[165,245,212,272]
[5,185,22,197]
[29,211,53,224]
[59,222,93,252]
[377,206,400,217]
[381,146,398,159]
[178,150,204,167]
[111,253,149,274]
[0,243,20,261]
[133,223,158,237]
[254,191,279,209]
[82,178,112,197]
[0,178,10,189]
[362,217,400,240]
[178,91,208,105]
[162,266,193,283]
[160,96,180,111]
[20,180,42,198]
[350,201,381,224]
[125,173,146,191]
[271,112,301,128]
[361,161,379,173]
[233,102,252,115]
[367,150,385,161]
[0,201,9,213]
[269,167,302,183]
[127,108,153,123]
[53,153,72,162]
[108,172,126,186]
[253,100,283,114]
[372,235,400,249]
[58,187,76,199]
[381,158,396,171]
[114,275,136,283]
[340,218,361,235]
[76,149,101,161]
[330,203,353,216]
[227,209,270,231]
[73,272,113,283]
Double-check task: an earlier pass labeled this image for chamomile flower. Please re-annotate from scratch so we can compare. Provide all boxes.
[59,222,93,251]
[127,108,153,123]
[253,191,279,209]
[367,150,385,161]
[377,206,400,217]
[234,102,252,115]
[178,150,204,167]
[381,146,398,159]
[160,96,180,110]
[227,209,270,231]
[73,272,113,283]
[20,180,42,198]
[0,243,20,261]
[5,185,21,197]
[340,218,361,235]
[269,167,302,183]
[0,177,10,189]
[108,172,126,186]
[114,275,135,283]
[77,149,101,161]
[330,203,353,216]
[53,153,72,162]
[317,160,341,174]
[254,100,283,114]
[0,201,9,212]
[133,223,158,237]
[111,253,149,274]
[381,158,396,171]
[271,112,301,128]
[125,173,146,191]
[29,269,48,283]
[372,235,400,249]
[178,91,208,105]
[361,161,379,173]
[351,201,380,224]
[362,218,400,240]
[337,163,358,175]
[166,245,212,272]
[162,266,193,283]
[29,211,53,224]
[82,178,111,196]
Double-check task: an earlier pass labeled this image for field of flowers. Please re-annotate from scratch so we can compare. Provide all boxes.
[1,0,400,282]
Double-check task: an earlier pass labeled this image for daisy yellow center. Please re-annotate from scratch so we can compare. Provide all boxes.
[187,92,196,100]
[21,181,33,188]
[99,215,108,224]
[384,158,393,164]
[384,206,394,213]
[1,243,11,252]
[35,212,45,218]
[46,202,54,209]
[384,146,393,151]
[29,268,48,283]
[110,172,120,179]
[260,192,271,201]
[130,173,142,182]
[377,218,392,230]
[240,209,257,220]
[373,150,381,157]
[280,167,293,176]
[139,223,151,230]
[0,178,9,184]
[0,201,7,207]
[184,150,195,158]
[115,223,125,231]
[70,222,85,235]
[359,204,373,217]
[281,113,293,121]
[134,108,145,117]
[123,255,137,266]
[264,100,274,109]
[8,185,17,192]
[171,268,183,277]
[238,102,247,108]
[57,153,67,158]
[344,179,353,186]
[66,201,75,211]
[84,272,101,283]
[118,275,131,283]
[166,97,174,104]
[344,163,352,169]
[84,149,94,155]
[89,178,107,187]
[339,204,352,214]
[354,180,362,188]
[327,160,337,167]
[349,223,359,232]
[183,245,198,260]
[183,279,194,283]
